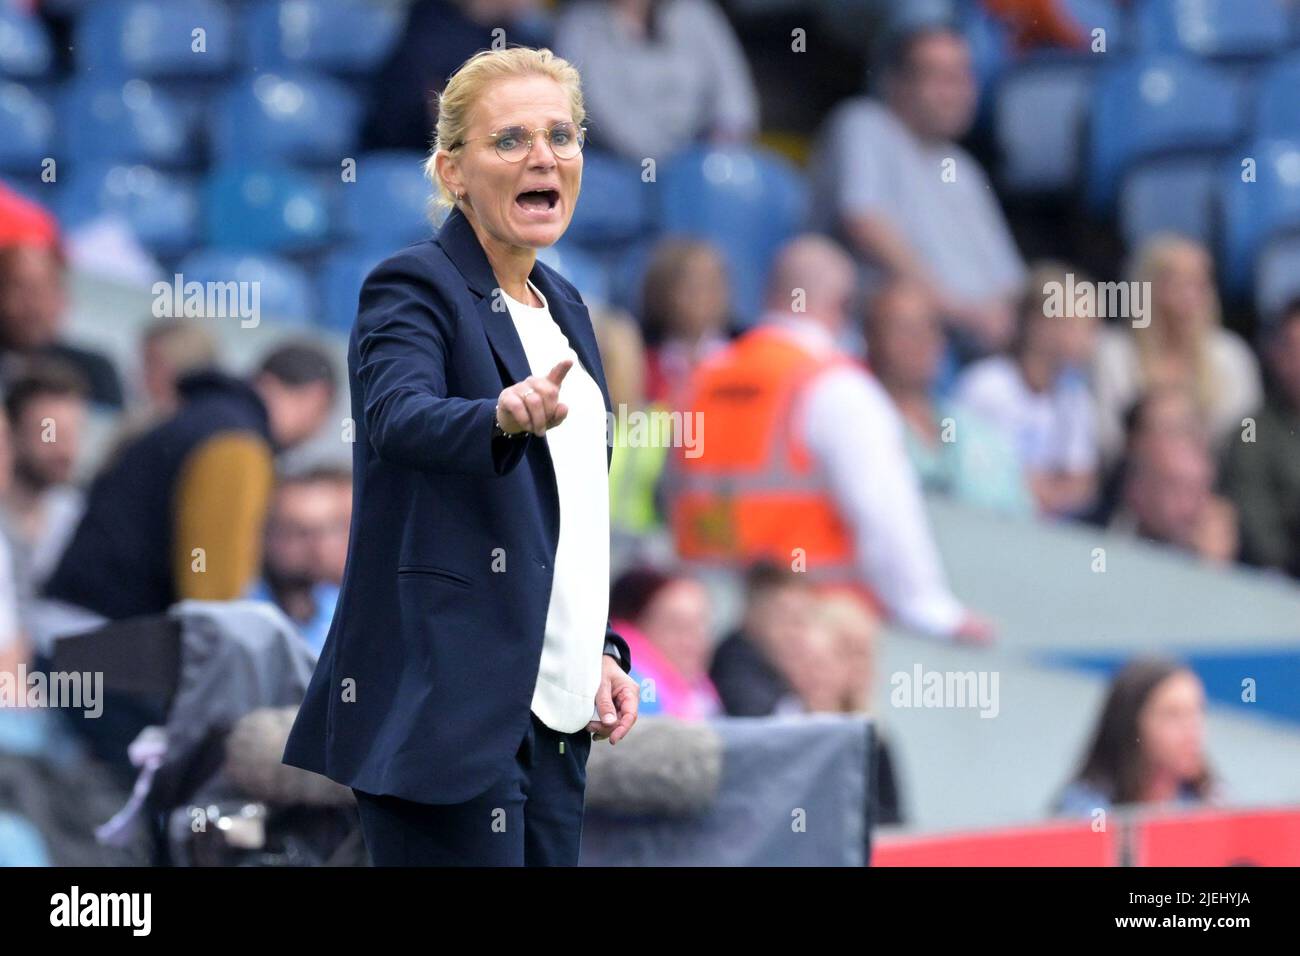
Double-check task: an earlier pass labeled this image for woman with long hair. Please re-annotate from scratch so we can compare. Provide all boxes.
[1054,658,1216,816]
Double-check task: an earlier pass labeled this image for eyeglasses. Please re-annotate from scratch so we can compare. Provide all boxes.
[449,122,587,163]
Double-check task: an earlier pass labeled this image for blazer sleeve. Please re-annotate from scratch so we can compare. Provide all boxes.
[602,619,632,674]
[355,252,534,477]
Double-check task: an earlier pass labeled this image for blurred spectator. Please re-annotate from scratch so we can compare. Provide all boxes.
[247,466,352,656]
[807,590,903,826]
[33,343,338,650]
[0,187,123,409]
[1094,235,1262,467]
[608,566,721,719]
[953,262,1099,518]
[361,0,552,151]
[101,319,223,464]
[709,560,813,717]
[594,306,670,538]
[138,318,220,419]
[1086,385,1207,527]
[1054,658,1216,816]
[0,412,23,653]
[554,0,759,161]
[1112,430,1238,565]
[808,21,1026,354]
[867,277,1034,517]
[1,360,88,600]
[1221,302,1300,579]
[639,237,733,406]
[669,234,991,642]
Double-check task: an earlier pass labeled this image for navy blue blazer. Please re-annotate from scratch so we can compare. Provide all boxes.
[282,204,632,805]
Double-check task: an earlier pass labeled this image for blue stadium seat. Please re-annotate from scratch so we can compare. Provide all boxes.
[1118,154,1221,249]
[1221,139,1300,294]
[657,146,807,324]
[0,81,52,172]
[177,248,316,325]
[535,242,611,308]
[317,245,388,332]
[60,77,196,168]
[1060,0,1127,50]
[56,164,200,255]
[1254,233,1300,322]
[1255,52,1300,141]
[1086,56,1245,214]
[212,72,361,166]
[337,151,435,248]
[0,9,53,79]
[76,0,236,78]
[607,236,659,316]
[994,57,1097,193]
[243,0,402,75]
[1135,0,1289,59]
[564,149,652,247]
[204,165,331,253]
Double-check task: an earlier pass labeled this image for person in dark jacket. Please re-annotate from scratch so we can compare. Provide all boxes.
[36,343,337,637]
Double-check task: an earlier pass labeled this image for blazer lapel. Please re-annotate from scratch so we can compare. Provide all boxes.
[436,205,611,419]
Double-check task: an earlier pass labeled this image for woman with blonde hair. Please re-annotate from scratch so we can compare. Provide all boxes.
[1093,234,1262,466]
[284,46,639,866]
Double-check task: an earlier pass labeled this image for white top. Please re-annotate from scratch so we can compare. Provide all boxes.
[768,312,967,637]
[954,355,1098,475]
[500,278,612,732]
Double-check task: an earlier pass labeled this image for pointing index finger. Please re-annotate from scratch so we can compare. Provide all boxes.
[548,358,573,387]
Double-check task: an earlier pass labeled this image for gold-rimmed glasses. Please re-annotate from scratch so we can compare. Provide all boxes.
[449,122,587,163]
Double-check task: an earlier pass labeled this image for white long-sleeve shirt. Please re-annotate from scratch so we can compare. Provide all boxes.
[501,279,611,732]
[770,312,966,637]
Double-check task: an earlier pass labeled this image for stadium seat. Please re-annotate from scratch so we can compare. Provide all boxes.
[177,248,316,325]
[657,146,807,324]
[60,77,196,168]
[1220,139,1300,294]
[75,0,236,78]
[1135,0,1289,60]
[607,235,659,316]
[0,81,52,172]
[1060,0,1128,50]
[1118,153,1222,249]
[564,149,652,247]
[56,164,200,255]
[204,165,331,253]
[1254,233,1300,323]
[212,72,361,166]
[0,9,53,79]
[994,57,1097,193]
[1255,52,1300,141]
[317,244,388,332]
[535,242,612,308]
[1086,55,1245,214]
[242,0,402,75]
[337,151,435,249]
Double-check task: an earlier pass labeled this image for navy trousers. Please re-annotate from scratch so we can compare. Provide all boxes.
[352,711,593,866]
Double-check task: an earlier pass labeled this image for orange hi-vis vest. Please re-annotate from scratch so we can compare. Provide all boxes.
[666,323,881,608]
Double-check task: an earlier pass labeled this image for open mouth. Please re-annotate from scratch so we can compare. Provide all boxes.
[515,188,559,213]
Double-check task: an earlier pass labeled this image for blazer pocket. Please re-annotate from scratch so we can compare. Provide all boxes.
[396,565,473,589]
